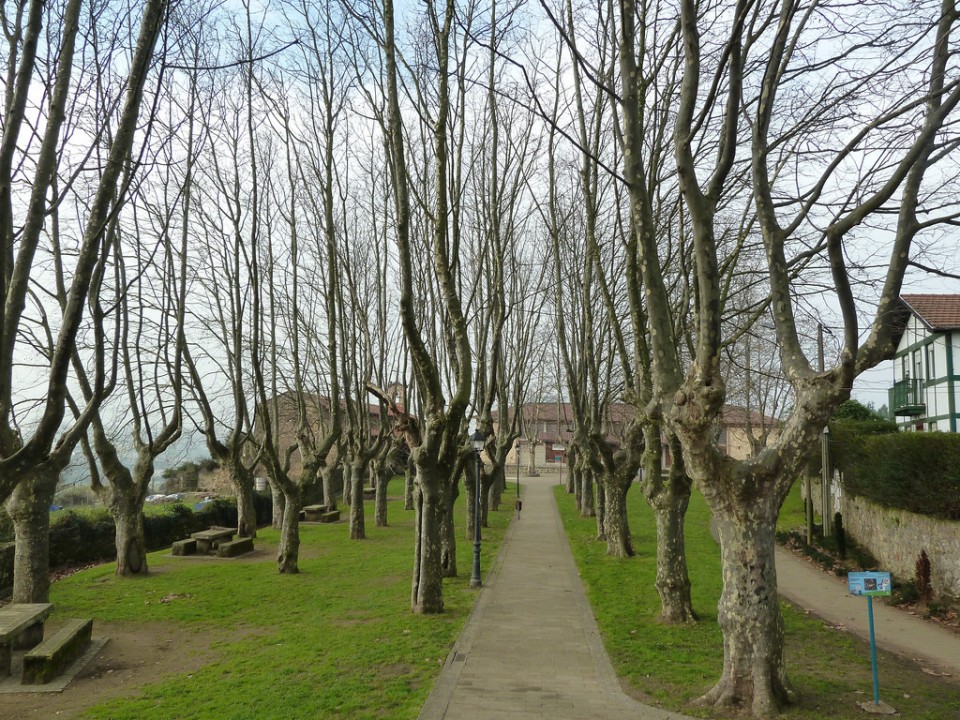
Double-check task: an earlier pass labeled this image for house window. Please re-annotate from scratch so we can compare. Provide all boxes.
[914,351,923,381]
[926,343,935,379]
[901,354,909,379]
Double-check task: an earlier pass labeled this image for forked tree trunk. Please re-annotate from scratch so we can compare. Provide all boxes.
[602,479,634,558]
[580,468,595,518]
[111,490,148,576]
[277,487,302,574]
[595,481,607,541]
[349,462,366,540]
[441,479,458,578]
[5,468,58,604]
[696,498,793,715]
[411,466,446,613]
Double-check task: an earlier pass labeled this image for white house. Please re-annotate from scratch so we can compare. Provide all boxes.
[889,294,960,432]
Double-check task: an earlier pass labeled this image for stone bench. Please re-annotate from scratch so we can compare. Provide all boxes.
[21,618,92,685]
[362,487,376,500]
[319,510,340,523]
[191,527,235,554]
[303,504,329,521]
[217,537,254,558]
[172,538,197,556]
[0,603,52,677]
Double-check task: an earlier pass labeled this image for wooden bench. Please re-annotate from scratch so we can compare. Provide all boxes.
[319,510,340,523]
[171,538,197,556]
[303,504,329,521]
[21,618,92,685]
[217,537,254,558]
[0,603,52,677]
[191,527,235,554]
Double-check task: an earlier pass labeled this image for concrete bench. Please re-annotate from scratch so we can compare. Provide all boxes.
[303,504,329,521]
[319,510,340,523]
[172,538,197,556]
[191,527,235,554]
[362,487,376,500]
[217,537,254,558]
[0,603,53,677]
[21,618,92,685]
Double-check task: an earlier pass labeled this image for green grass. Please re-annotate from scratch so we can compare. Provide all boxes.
[555,485,960,719]
[47,479,509,720]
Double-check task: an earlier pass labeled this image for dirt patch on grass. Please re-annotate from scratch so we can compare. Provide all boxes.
[2,620,222,720]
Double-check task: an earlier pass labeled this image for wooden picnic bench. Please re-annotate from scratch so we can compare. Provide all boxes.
[0,603,52,677]
[191,527,235,554]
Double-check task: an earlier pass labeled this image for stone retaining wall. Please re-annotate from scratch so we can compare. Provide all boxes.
[840,493,960,599]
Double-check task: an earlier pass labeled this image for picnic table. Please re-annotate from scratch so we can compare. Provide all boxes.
[0,603,52,677]
[191,527,235,554]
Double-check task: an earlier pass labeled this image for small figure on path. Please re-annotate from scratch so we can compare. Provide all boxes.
[515,497,522,519]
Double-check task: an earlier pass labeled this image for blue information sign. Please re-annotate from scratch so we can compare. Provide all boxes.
[848,571,891,596]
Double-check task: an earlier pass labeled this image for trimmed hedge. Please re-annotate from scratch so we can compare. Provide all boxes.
[0,494,272,598]
[841,432,960,520]
[829,418,898,474]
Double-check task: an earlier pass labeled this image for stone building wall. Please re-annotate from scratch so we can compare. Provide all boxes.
[840,493,960,600]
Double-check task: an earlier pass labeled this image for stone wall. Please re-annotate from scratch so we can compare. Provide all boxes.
[840,492,960,600]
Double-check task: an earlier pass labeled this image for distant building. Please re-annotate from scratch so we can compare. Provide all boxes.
[889,294,960,432]
[493,402,780,471]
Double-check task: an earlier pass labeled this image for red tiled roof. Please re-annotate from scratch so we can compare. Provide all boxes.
[901,294,960,330]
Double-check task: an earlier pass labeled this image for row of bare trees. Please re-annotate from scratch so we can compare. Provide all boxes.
[3,0,959,716]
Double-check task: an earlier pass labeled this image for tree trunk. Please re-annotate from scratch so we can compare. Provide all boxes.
[375,466,389,527]
[489,463,503,512]
[349,461,366,540]
[271,483,285,530]
[651,476,697,623]
[343,462,353,505]
[5,469,58,604]
[111,490,148,576]
[232,466,257,539]
[411,469,446,613]
[602,479,634,558]
[566,458,576,494]
[580,467,595,518]
[404,463,414,510]
[441,478,458,578]
[595,480,607,541]
[322,465,339,511]
[277,486,302,574]
[696,502,793,715]
[573,464,583,509]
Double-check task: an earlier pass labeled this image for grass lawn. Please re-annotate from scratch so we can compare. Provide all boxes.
[555,483,960,719]
[43,479,509,720]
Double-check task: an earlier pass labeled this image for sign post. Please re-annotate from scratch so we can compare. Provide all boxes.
[848,571,894,714]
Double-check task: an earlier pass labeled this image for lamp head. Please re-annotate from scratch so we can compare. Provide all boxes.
[471,429,486,452]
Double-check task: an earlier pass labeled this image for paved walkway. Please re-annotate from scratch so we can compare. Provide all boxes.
[418,476,960,720]
[418,475,689,720]
[776,545,960,675]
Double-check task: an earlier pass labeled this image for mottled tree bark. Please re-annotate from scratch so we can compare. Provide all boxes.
[322,465,339,511]
[277,486,302,574]
[349,461,366,540]
[270,482,284,529]
[580,467,595,518]
[695,500,793,714]
[403,463,414,510]
[111,491,149,576]
[411,467,446,613]
[441,479,458,578]
[343,462,353,506]
[602,478,634,558]
[595,481,607,541]
[5,466,58,603]
[374,460,389,527]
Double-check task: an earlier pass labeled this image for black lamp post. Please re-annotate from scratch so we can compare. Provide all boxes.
[470,429,485,588]
[515,442,521,497]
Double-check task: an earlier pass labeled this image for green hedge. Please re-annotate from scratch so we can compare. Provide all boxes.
[829,418,898,474]
[0,494,272,598]
[841,432,960,520]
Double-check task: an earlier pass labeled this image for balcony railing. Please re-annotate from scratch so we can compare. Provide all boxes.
[890,377,925,416]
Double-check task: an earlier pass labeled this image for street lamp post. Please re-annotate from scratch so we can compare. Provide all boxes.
[516,443,521,497]
[470,430,485,588]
